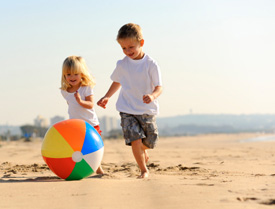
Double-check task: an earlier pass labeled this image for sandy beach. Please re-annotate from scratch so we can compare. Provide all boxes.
[1,133,275,209]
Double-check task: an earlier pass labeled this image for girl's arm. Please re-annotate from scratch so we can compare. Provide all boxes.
[143,86,163,104]
[97,82,121,109]
[74,92,94,109]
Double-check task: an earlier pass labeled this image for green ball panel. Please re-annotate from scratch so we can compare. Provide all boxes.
[65,159,94,181]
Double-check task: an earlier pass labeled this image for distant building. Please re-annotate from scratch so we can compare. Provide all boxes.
[50,116,65,126]
[34,115,48,127]
[99,116,119,136]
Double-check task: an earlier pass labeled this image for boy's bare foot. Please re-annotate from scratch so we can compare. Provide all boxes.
[137,171,149,179]
[96,166,104,175]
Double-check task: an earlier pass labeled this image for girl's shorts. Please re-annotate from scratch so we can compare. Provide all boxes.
[94,125,102,136]
[119,112,159,149]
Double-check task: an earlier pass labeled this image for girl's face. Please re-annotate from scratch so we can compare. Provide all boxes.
[118,38,144,60]
[65,72,82,87]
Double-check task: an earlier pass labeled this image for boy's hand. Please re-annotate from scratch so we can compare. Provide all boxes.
[97,97,109,109]
[143,94,155,104]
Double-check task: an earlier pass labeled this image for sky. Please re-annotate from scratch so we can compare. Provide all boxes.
[1,0,275,125]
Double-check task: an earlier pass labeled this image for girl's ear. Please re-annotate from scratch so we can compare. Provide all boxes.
[140,39,144,47]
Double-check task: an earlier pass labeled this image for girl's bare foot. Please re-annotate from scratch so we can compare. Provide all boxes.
[137,171,149,179]
[96,166,104,175]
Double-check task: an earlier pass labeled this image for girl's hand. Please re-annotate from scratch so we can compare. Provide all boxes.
[74,91,81,103]
[97,97,109,109]
[143,94,155,104]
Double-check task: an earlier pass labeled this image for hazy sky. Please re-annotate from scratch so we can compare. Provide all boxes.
[1,0,275,125]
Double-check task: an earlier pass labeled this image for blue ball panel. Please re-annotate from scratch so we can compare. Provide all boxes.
[81,122,104,155]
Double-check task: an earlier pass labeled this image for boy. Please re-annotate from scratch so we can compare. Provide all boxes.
[97,23,162,178]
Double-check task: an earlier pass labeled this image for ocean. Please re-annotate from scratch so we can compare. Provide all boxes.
[241,135,275,143]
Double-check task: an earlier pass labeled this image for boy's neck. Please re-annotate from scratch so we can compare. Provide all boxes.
[133,51,145,60]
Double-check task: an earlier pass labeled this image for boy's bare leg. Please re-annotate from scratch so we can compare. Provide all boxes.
[131,139,149,178]
[142,144,149,163]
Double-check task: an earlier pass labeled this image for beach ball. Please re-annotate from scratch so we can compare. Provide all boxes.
[41,119,104,180]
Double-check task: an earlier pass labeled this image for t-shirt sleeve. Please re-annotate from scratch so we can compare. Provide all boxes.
[61,89,67,98]
[110,60,122,83]
[150,62,162,87]
[84,86,93,97]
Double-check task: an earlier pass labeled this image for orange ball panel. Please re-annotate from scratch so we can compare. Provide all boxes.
[53,119,86,152]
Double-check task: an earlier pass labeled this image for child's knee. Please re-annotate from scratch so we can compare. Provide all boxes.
[131,139,142,146]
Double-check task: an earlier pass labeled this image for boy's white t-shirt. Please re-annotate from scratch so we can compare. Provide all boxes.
[61,86,99,126]
[111,54,162,115]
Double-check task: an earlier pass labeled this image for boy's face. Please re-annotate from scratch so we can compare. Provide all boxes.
[118,38,144,60]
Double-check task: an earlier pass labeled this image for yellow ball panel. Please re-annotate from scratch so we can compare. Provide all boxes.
[41,126,74,158]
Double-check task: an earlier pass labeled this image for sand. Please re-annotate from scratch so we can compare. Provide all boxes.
[1,133,275,209]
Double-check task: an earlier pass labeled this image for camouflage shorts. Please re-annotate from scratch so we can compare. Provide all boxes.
[120,112,159,149]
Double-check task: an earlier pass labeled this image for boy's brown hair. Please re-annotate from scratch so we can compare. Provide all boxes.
[117,23,143,41]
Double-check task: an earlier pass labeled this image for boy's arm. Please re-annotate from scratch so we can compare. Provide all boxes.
[143,86,163,104]
[97,82,121,109]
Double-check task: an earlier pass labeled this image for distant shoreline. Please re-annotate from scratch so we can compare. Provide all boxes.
[240,134,275,143]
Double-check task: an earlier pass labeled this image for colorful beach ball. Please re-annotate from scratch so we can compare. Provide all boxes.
[41,119,104,180]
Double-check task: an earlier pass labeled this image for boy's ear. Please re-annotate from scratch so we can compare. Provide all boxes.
[140,39,144,47]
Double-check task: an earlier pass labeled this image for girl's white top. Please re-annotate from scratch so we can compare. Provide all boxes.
[61,86,99,126]
[111,54,162,115]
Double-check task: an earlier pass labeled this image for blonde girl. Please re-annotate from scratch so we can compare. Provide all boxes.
[61,55,104,174]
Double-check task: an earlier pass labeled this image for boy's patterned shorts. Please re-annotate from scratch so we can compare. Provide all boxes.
[119,112,159,149]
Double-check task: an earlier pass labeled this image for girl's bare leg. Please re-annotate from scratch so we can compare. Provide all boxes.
[96,165,104,175]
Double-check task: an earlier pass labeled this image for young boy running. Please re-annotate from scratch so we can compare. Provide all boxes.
[97,23,162,178]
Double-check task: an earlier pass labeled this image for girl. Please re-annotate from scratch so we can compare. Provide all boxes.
[61,55,104,175]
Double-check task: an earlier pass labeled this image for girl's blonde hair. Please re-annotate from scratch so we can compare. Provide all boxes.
[61,56,95,90]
